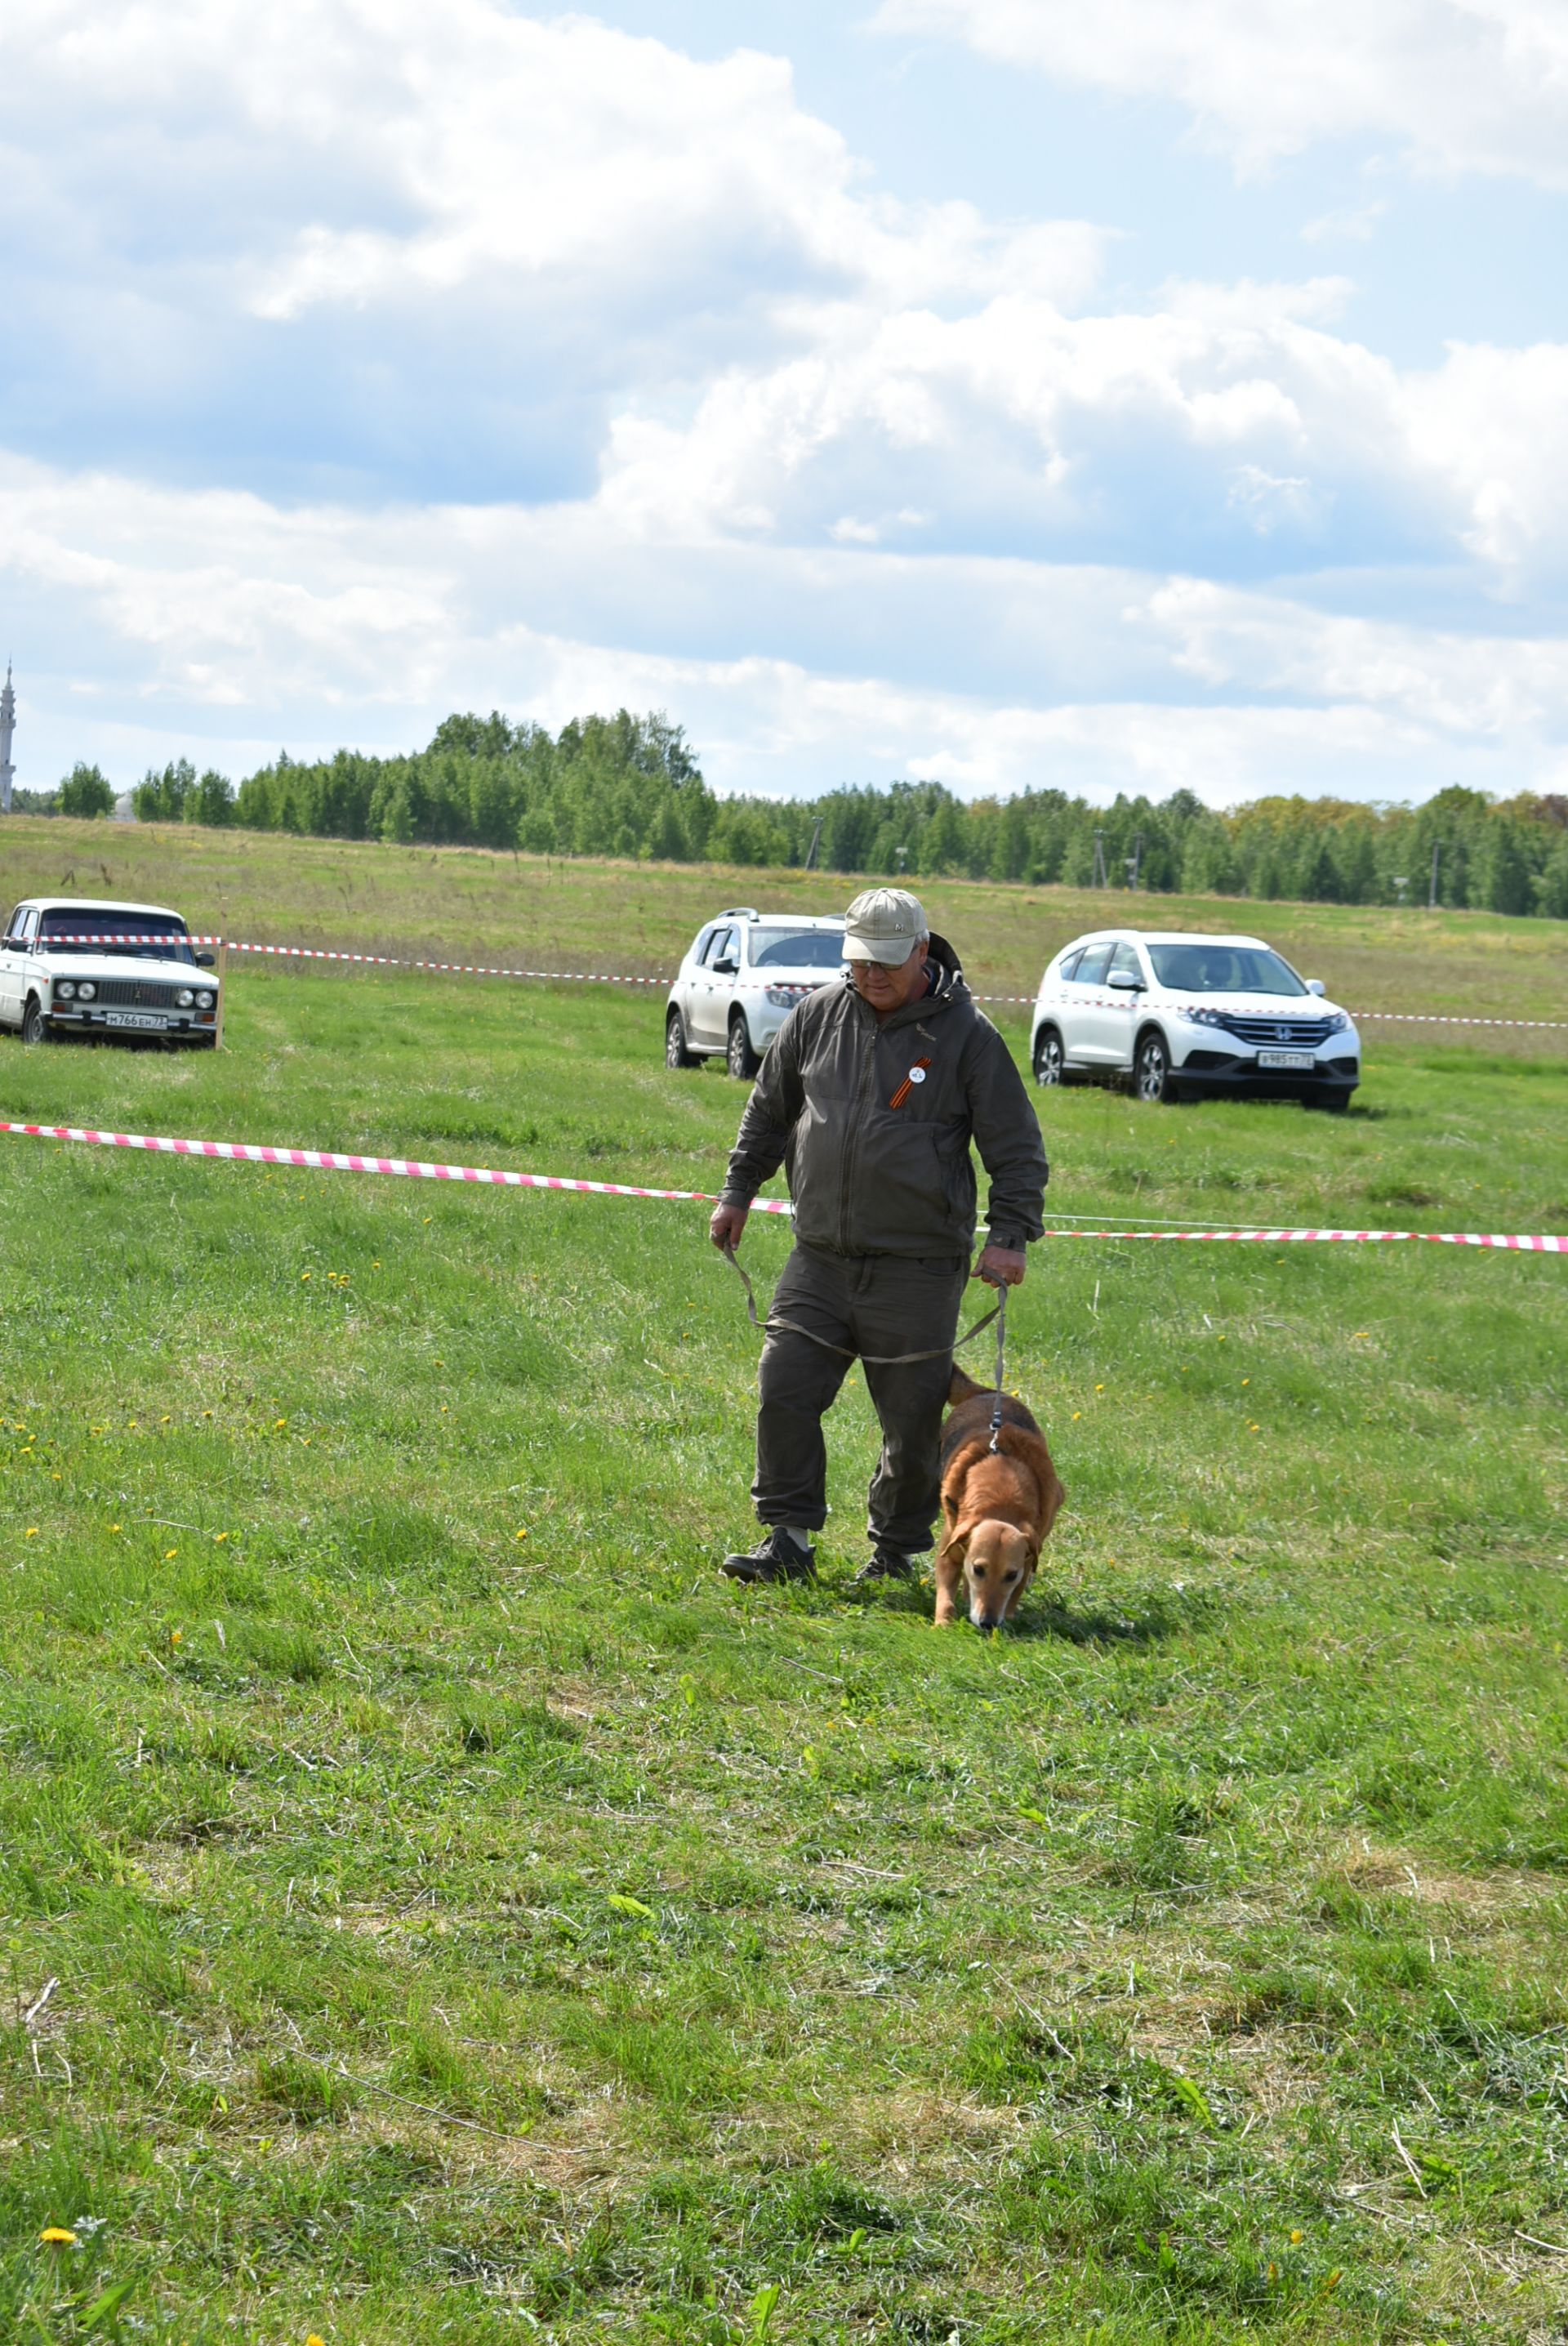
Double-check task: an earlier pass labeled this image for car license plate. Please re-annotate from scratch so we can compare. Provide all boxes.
[104,1011,172,1030]
[1257,1049,1313,1070]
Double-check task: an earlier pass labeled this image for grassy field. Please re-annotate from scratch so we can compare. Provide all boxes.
[5,813,1568,1037]
[2,840,1567,2342]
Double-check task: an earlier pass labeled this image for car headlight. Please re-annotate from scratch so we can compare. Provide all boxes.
[764,985,808,1008]
[1179,1006,1229,1028]
[78,981,96,1001]
[1321,1010,1348,1033]
[196,989,214,1010]
[176,987,194,1007]
[56,980,76,1001]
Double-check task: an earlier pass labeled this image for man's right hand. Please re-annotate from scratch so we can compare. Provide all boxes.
[710,1201,750,1251]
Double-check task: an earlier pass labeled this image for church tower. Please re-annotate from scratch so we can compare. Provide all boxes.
[0,665,14,813]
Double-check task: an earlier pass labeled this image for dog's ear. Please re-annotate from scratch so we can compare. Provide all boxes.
[937,1519,973,1568]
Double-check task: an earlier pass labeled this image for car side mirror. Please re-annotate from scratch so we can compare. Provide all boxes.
[195,951,216,968]
[1108,970,1144,990]
[711,957,738,976]
[1306,978,1325,997]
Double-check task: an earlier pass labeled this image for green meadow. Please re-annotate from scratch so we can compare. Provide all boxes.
[2,832,1566,2341]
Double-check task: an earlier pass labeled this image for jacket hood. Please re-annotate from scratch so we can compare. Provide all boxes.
[924,931,964,999]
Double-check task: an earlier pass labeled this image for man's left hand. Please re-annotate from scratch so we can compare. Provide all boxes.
[974,1244,1027,1288]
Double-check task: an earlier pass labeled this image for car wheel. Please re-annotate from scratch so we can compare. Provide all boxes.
[666,1008,699,1068]
[20,997,50,1046]
[727,1014,761,1080]
[1134,1029,1176,1104]
[1033,1028,1067,1086]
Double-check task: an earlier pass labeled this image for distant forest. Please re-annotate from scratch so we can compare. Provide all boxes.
[60,707,1568,916]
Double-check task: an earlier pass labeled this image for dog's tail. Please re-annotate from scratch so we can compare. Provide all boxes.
[947,1363,986,1406]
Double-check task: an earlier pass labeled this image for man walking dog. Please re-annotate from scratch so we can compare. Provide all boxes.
[710,887,1048,1586]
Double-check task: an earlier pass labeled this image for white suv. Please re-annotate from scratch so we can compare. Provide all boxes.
[666,908,846,1077]
[1030,930,1360,1110]
[0,896,220,1047]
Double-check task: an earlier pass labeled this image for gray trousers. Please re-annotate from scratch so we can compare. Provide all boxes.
[753,1242,970,1554]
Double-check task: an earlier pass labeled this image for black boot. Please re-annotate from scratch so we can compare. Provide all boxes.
[721,1526,816,1584]
[853,1544,919,1583]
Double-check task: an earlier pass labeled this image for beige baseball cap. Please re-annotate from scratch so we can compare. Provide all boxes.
[843,885,929,966]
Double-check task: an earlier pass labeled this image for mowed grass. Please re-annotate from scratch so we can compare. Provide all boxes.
[1,960,1567,2343]
[7,812,1568,1039]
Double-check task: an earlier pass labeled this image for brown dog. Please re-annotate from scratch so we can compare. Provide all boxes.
[934,1363,1064,1631]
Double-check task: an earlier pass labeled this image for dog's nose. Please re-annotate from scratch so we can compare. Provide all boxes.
[973,1616,996,1635]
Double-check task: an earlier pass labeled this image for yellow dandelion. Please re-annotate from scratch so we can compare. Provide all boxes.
[274,1417,287,1429]
[1241,1378,1250,1386]
[38,2225,76,2246]
[423,1215,432,1224]
[306,2334,327,2345]
[214,1532,229,1543]
[24,1527,38,1538]
[165,1548,178,1559]
[1094,1382,1104,1393]
[171,1629,183,1645]
[109,1523,122,1533]
[301,1271,312,1282]
[514,1528,528,1542]
[161,1414,172,1423]
[1071,1410,1082,1421]
[372,1260,381,1269]
[1290,2229,1303,2244]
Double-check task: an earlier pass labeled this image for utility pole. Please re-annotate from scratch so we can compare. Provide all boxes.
[1124,831,1143,890]
[803,816,824,872]
[1428,839,1441,910]
[0,664,15,814]
[1092,829,1107,889]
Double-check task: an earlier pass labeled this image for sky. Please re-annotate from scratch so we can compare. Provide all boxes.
[4,0,1568,806]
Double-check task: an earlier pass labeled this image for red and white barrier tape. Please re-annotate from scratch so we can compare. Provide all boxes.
[0,1118,788,1211]
[981,988,1568,1028]
[2,1120,1563,1249]
[31,933,670,985]
[23,939,1568,1029]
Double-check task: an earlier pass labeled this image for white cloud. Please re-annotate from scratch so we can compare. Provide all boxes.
[10,0,1107,329]
[874,0,1568,184]
[6,1,1568,811]
[1301,201,1390,245]
[6,448,1567,805]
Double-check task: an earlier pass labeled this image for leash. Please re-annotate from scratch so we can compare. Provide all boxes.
[722,1241,1001,1367]
[988,1281,1007,1452]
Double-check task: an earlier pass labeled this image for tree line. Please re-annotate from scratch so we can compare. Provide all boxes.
[26,711,1568,917]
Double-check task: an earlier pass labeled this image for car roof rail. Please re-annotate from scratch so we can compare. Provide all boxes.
[719,906,760,920]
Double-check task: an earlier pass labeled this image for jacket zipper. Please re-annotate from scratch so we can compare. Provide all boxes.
[838,1007,879,1252]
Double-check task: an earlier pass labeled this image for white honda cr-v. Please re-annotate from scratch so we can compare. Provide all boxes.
[1030,929,1361,1109]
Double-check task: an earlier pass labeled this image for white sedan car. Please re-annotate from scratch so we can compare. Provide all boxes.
[665,908,846,1077]
[1030,929,1360,1108]
[0,896,220,1047]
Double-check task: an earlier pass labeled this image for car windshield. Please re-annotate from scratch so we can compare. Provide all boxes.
[1147,943,1306,997]
[38,909,196,963]
[747,927,846,970]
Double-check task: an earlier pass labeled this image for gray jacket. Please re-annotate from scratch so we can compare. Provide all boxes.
[720,933,1048,1258]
